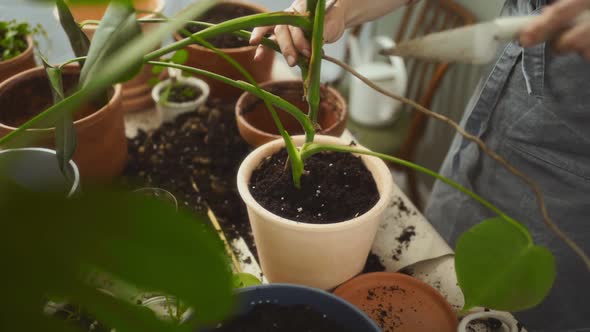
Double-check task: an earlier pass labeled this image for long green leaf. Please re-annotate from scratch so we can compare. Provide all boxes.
[305,0,325,128]
[456,218,556,312]
[41,56,77,179]
[0,0,216,149]
[79,0,142,90]
[56,0,90,67]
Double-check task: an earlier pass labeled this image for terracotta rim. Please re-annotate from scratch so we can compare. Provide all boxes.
[0,36,34,66]
[0,65,122,133]
[334,272,458,327]
[235,80,347,141]
[173,0,267,53]
[55,0,166,31]
[237,135,394,232]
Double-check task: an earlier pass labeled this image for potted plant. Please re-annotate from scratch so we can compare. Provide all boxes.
[174,1,275,99]
[0,20,41,82]
[235,80,347,147]
[0,0,574,323]
[205,284,380,331]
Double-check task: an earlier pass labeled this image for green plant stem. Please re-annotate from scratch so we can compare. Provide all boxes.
[58,56,88,69]
[305,0,325,130]
[300,142,533,243]
[144,12,311,61]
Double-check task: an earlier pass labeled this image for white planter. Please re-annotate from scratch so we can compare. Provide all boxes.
[0,148,80,197]
[237,135,394,290]
[152,76,210,123]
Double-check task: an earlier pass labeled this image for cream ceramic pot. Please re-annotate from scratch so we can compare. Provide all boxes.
[237,135,394,290]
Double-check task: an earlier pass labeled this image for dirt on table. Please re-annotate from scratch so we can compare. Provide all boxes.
[249,148,380,224]
[124,99,255,250]
[183,3,258,49]
[212,303,353,332]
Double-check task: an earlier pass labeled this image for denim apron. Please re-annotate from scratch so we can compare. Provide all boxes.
[425,1,590,331]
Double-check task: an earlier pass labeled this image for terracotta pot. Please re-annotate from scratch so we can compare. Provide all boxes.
[237,135,393,290]
[334,272,458,332]
[59,0,165,112]
[0,36,36,83]
[0,148,80,197]
[174,1,275,100]
[0,66,127,182]
[235,80,348,147]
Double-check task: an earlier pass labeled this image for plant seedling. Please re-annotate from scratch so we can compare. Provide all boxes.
[0,20,45,61]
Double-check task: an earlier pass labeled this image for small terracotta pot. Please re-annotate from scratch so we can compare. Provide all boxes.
[334,272,459,332]
[0,66,127,182]
[236,80,348,147]
[0,36,36,83]
[174,1,275,99]
[237,135,393,290]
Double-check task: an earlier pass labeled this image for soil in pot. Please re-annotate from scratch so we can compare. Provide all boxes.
[249,148,379,224]
[160,83,202,103]
[213,303,352,332]
[52,304,110,332]
[0,72,101,127]
[183,3,258,49]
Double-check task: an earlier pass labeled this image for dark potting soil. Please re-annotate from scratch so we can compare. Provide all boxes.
[161,83,202,103]
[249,148,380,224]
[363,252,386,273]
[184,3,258,48]
[213,303,352,332]
[123,100,255,251]
[0,72,99,127]
[52,304,110,332]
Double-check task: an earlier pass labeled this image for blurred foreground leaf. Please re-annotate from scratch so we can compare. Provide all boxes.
[0,183,233,331]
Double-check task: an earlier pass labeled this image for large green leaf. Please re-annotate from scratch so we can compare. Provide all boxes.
[455,218,556,312]
[79,0,142,89]
[41,57,77,178]
[0,185,233,331]
[56,0,91,65]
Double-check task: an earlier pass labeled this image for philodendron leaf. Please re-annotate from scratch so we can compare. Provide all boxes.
[56,0,90,65]
[80,0,142,90]
[41,57,77,177]
[456,218,556,312]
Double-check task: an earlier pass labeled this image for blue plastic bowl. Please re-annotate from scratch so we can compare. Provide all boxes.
[201,283,380,331]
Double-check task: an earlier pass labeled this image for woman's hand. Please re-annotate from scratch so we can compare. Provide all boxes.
[249,0,347,67]
[250,0,415,66]
[520,0,590,60]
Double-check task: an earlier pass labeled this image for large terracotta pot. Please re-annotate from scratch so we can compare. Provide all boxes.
[235,80,348,147]
[174,1,275,100]
[0,36,36,83]
[60,0,165,112]
[0,66,127,182]
[237,135,393,290]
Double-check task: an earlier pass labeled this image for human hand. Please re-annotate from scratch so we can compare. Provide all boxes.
[249,0,348,67]
[520,0,590,60]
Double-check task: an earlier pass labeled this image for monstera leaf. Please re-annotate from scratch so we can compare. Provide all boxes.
[456,218,556,312]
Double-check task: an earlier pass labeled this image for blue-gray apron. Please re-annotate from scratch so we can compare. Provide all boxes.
[425,0,590,331]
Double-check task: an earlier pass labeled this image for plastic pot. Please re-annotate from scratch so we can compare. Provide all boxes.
[334,272,458,332]
[235,80,348,147]
[0,148,80,197]
[152,76,210,123]
[174,1,274,99]
[200,284,380,331]
[0,66,126,182]
[237,135,393,290]
[0,36,36,83]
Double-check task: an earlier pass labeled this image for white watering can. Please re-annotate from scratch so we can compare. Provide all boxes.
[348,35,408,126]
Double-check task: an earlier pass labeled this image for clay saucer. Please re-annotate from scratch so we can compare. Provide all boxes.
[334,272,458,332]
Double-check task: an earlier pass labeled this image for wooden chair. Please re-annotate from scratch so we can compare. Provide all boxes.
[390,0,475,209]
